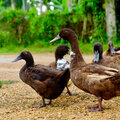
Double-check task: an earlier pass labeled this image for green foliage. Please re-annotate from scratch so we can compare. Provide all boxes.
[0,8,30,46]
[0,8,84,47]
[0,0,119,54]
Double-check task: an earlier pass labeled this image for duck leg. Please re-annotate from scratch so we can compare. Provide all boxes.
[35,97,52,108]
[66,85,72,96]
[88,97,103,111]
[35,96,46,108]
[97,97,103,111]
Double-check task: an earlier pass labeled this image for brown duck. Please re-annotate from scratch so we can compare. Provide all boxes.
[103,41,120,56]
[50,28,120,111]
[49,45,72,95]
[13,51,70,107]
[93,42,120,70]
[49,45,70,70]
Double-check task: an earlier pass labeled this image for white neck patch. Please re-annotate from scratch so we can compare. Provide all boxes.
[57,58,70,70]
[70,51,76,61]
[70,51,76,56]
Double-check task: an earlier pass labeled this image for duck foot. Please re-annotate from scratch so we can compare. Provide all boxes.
[88,97,104,112]
[34,103,46,108]
[88,104,99,109]
[35,97,51,108]
[88,106,111,111]
[67,91,72,96]
[66,92,78,96]
[88,104,103,111]
[88,107,103,112]
[34,100,51,108]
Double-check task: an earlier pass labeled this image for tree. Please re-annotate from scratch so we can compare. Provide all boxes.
[105,0,117,41]
[81,1,87,42]
[67,0,72,12]
[11,0,15,10]
[22,0,26,11]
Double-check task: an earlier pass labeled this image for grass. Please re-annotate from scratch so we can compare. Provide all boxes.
[0,81,3,88]
[0,43,96,54]
[0,44,58,54]
[0,41,119,55]
[0,80,19,88]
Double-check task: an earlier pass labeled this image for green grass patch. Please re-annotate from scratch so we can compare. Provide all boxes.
[0,81,3,88]
[0,80,19,88]
[0,41,119,55]
[0,44,60,54]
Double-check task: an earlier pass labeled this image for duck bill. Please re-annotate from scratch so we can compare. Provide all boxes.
[93,51,99,63]
[110,46,115,54]
[12,55,22,62]
[50,34,61,43]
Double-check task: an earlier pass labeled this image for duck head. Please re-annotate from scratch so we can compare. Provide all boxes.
[12,51,34,67]
[55,45,69,61]
[93,42,103,63]
[50,28,80,53]
[108,41,115,54]
[50,28,77,44]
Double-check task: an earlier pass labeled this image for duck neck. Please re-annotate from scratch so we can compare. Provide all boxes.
[25,58,34,67]
[20,58,34,83]
[68,34,86,68]
[99,53,103,60]
[55,56,63,62]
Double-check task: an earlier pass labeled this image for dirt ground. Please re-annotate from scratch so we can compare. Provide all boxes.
[0,53,120,120]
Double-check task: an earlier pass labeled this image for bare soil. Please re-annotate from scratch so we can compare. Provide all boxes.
[0,53,120,120]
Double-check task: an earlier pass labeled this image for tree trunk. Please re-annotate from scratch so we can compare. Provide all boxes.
[81,1,87,42]
[11,0,15,10]
[67,0,72,12]
[40,1,43,15]
[81,15,87,42]
[105,0,117,41]
[22,0,26,11]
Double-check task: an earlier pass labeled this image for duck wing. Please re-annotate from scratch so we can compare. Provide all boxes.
[100,71,120,84]
[27,64,60,82]
[82,64,118,76]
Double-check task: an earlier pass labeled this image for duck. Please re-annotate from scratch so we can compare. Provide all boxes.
[49,45,72,96]
[93,42,120,70]
[103,41,120,56]
[50,28,120,111]
[49,45,70,70]
[12,51,70,107]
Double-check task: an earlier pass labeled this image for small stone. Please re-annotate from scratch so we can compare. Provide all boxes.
[40,116,44,119]
[84,113,89,116]
[6,112,10,114]
[72,117,76,119]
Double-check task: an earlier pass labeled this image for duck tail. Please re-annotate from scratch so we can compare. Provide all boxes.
[101,71,120,85]
[111,72,120,85]
[55,68,70,85]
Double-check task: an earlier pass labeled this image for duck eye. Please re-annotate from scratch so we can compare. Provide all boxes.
[23,52,28,56]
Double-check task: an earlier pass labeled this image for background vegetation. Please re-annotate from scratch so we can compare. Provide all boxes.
[0,0,119,54]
